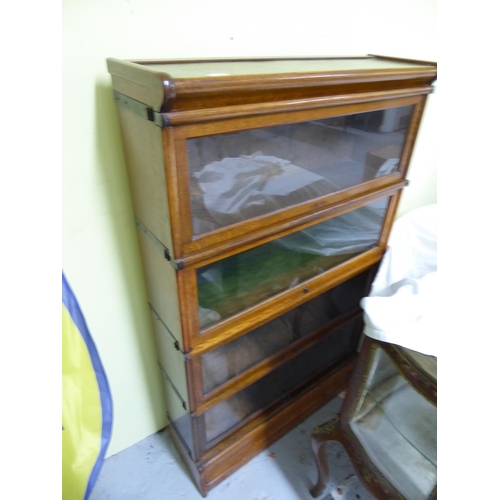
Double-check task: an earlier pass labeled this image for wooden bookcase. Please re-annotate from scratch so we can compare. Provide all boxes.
[107,55,437,496]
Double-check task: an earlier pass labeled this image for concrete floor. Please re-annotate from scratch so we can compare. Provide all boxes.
[91,396,375,500]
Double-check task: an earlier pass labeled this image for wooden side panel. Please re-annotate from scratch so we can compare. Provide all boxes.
[150,309,189,405]
[161,369,189,423]
[136,228,183,350]
[116,105,173,251]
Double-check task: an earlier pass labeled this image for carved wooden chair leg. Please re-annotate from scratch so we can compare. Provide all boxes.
[310,415,342,498]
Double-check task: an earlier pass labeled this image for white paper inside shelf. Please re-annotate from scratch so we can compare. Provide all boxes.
[193,152,338,227]
[360,204,438,357]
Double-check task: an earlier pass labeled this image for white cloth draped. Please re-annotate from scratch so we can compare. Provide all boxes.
[360,204,438,357]
[193,153,337,227]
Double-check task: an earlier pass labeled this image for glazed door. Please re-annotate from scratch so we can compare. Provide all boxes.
[187,107,412,237]
[188,266,377,414]
[176,193,398,351]
[166,96,425,262]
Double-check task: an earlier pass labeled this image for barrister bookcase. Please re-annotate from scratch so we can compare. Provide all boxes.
[107,55,437,496]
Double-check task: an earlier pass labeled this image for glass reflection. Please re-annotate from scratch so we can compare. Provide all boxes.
[197,198,388,330]
[188,107,412,235]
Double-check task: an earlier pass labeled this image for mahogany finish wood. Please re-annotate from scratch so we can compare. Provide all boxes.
[107,55,436,112]
[107,55,436,496]
[163,89,429,126]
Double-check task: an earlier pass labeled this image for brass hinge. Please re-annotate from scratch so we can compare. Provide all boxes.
[114,92,170,128]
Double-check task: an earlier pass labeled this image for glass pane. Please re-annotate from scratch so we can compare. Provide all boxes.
[349,348,437,500]
[188,107,412,235]
[197,198,388,330]
[201,268,373,393]
[204,316,361,444]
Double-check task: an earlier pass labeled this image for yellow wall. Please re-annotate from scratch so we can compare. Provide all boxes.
[62,0,436,456]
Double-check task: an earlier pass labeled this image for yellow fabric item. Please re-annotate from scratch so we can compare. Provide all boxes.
[62,274,112,500]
